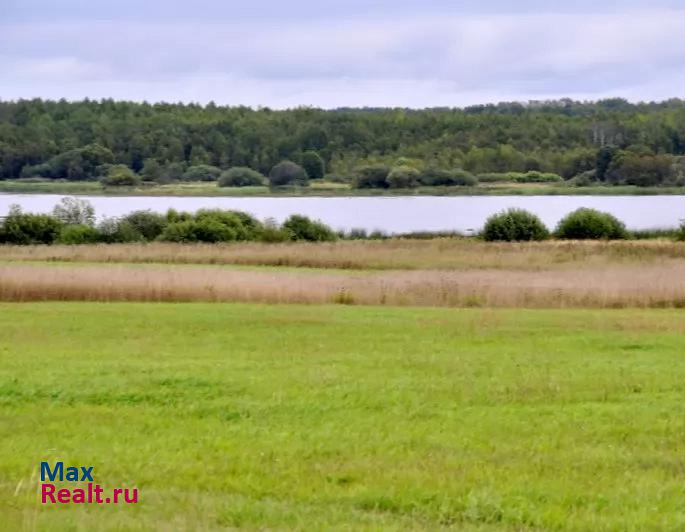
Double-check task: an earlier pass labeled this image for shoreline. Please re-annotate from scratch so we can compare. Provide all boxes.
[2,181,685,197]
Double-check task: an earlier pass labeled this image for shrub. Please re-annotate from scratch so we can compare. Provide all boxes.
[259,218,290,243]
[569,170,597,187]
[477,173,515,183]
[283,215,337,242]
[101,165,141,186]
[194,209,262,241]
[386,165,420,188]
[57,224,101,244]
[120,210,168,240]
[677,220,685,242]
[512,171,563,183]
[353,164,390,189]
[482,208,550,242]
[159,220,235,243]
[268,161,308,187]
[420,168,477,186]
[97,217,145,243]
[555,208,628,240]
[301,151,325,180]
[218,167,266,187]
[158,210,263,243]
[0,206,63,244]
[183,164,222,182]
[52,197,96,226]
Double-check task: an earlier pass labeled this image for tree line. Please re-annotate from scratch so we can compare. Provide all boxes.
[2,98,685,187]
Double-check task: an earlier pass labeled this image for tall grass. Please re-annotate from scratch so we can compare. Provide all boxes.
[1,239,684,270]
[1,262,684,308]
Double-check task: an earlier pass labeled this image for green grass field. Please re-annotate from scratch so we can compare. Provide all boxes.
[1,303,685,530]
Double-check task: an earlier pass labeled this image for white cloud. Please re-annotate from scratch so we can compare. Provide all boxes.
[2,8,685,107]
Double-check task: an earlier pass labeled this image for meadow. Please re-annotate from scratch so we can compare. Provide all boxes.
[1,240,684,308]
[2,303,685,530]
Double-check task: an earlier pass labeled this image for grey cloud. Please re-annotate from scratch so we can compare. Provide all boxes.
[2,6,685,107]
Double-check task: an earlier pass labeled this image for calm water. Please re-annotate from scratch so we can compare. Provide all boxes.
[1,194,683,233]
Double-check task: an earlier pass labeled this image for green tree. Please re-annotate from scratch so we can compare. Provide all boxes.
[301,151,325,180]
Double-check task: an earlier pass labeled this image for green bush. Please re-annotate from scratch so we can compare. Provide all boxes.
[568,170,597,187]
[0,206,63,244]
[482,208,550,242]
[477,173,516,183]
[159,220,229,243]
[218,167,266,187]
[420,168,477,186]
[353,164,390,189]
[477,171,562,184]
[259,219,290,242]
[183,164,222,182]
[386,165,420,188]
[97,218,145,243]
[194,209,262,241]
[283,215,337,242]
[57,224,101,244]
[268,161,308,187]
[555,208,628,240]
[101,165,141,186]
[158,210,263,243]
[674,220,685,242]
[120,210,168,241]
[512,171,563,183]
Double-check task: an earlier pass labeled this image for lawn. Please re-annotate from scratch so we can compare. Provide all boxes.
[1,303,684,530]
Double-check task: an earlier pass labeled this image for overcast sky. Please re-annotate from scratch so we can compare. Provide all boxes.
[2,0,685,108]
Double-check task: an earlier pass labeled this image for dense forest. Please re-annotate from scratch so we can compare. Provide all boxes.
[1,98,685,188]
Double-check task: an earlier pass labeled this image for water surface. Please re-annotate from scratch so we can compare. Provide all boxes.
[1,194,683,233]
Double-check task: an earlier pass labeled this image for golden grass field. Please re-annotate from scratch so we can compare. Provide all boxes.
[2,238,684,270]
[1,239,684,308]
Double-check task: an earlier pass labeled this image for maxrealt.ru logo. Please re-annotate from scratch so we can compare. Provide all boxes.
[40,461,138,504]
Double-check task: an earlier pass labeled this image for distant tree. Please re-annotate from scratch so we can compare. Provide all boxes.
[609,154,673,186]
[52,197,96,226]
[596,146,618,182]
[189,146,211,165]
[140,158,163,182]
[301,151,325,180]
[268,161,308,187]
[160,162,185,182]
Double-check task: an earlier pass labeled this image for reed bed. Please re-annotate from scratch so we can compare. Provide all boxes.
[1,239,684,271]
[2,262,684,308]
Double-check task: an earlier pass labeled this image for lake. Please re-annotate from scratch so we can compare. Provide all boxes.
[1,194,683,233]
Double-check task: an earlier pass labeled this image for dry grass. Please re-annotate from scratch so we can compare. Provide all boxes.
[2,261,685,308]
[1,239,684,270]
